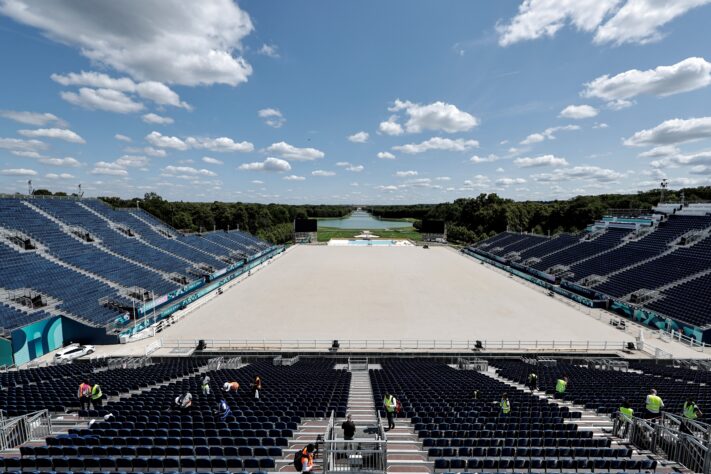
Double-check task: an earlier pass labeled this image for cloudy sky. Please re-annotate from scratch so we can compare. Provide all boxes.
[1,0,711,204]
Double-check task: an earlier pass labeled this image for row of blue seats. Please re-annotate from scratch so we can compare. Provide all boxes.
[433,457,657,471]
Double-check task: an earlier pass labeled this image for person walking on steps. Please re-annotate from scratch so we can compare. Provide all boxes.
[645,388,664,420]
[201,375,210,396]
[90,382,103,409]
[617,399,634,437]
[499,393,511,416]
[555,375,568,399]
[342,414,356,441]
[681,397,702,434]
[78,380,91,411]
[383,392,397,431]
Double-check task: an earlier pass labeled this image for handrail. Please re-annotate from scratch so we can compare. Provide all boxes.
[161,338,631,352]
[0,409,51,451]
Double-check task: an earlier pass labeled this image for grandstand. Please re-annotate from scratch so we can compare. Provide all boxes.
[468,203,711,345]
[0,196,281,365]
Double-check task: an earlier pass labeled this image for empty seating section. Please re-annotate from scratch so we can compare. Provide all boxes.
[368,360,649,472]
[473,213,711,327]
[569,215,711,280]
[647,272,711,327]
[593,235,711,297]
[0,197,272,331]
[14,360,349,472]
[69,200,226,272]
[0,303,52,333]
[0,240,128,327]
[492,360,711,421]
[32,199,197,275]
[0,359,203,416]
[0,199,177,296]
[517,234,579,261]
[531,229,631,272]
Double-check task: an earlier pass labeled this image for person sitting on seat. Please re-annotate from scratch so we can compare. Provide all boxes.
[297,443,316,472]
[223,381,240,392]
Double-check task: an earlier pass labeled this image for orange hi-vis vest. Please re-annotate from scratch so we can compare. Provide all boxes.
[78,383,91,398]
[301,447,314,469]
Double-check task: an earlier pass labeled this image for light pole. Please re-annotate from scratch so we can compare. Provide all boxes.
[660,179,668,203]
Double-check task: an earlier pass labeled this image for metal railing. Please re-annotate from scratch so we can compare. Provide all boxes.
[612,412,711,473]
[322,410,387,473]
[162,338,632,352]
[207,357,224,371]
[348,358,368,371]
[0,409,52,451]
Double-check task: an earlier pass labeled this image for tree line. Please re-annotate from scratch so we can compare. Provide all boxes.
[21,186,711,245]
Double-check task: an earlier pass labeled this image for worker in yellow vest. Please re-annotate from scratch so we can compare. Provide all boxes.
[644,389,664,420]
[90,382,103,409]
[618,399,634,437]
[554,375,568,399]
[499,393,511,416]
[679,398,702,434]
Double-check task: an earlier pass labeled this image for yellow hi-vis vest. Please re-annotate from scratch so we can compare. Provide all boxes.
[556,379,567,393]
[500,399,511,414]
[646,395,663,413]
[684,402,699,420]
[384,395,396,413]
[619,406,634,419]
[91,384,102,400]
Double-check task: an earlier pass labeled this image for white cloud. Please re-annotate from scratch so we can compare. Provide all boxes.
[594,0,711,45]
[462,175,492,189]
[497,0,621,46]
[520,125,579,145]
[377,151,396,160]
[496,177,527,186]
[514,154,569,167]
[114,133,132,142]
[115,155,149,168]
[266,141,324,161]
[497,0,710,46]
[0,110,65,127]
[395,170,418,177]
[638,145,680,158]
[3,1,254,86]
[238,157,291,172]
[378,115,404,136]
[163,165,217,177]
[145,131,252,152]
[61,88,144,113]
[582,57,711,103]
[45,173,74,179]
[348,131,369,143]
[39,157,80,167]
[392,137,479,154]
[559,104,598,119]
[649,149,711,169]
[435,176,451,181]
[186,136,254,153]
[126,146,166,157]
[145,131,188,150]
[312,170,336,177]
[607,99,633,110]
[691,165,711,175]
[283,175,306,181]
[347,164,364,172]
[134,81,190,108]
[258,43,280,58]
[0,137,47,153]
[202,156,223,165]
[91,162,128,176]
[0,168,37,176]
[387,99,479,133]
[18,128,85,144]
[470,154,500,163]
[258,108,285,128]
[593,122,609,129]
[624,117,711,146]
[531,165,624,182]
[142,113,174,125]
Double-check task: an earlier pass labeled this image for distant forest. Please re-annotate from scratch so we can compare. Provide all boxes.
[24,186,711,245]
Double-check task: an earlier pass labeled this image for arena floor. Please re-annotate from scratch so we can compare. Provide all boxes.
[87,244,709,357]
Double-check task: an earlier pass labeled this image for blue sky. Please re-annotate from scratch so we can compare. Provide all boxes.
[1,0,711,204]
